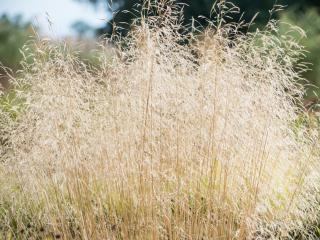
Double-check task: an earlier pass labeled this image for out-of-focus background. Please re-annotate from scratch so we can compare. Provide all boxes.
[0,0,319,101]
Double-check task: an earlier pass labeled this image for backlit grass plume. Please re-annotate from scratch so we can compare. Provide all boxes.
[1,1,320,239]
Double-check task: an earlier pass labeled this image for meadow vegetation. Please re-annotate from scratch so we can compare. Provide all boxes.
[1,1,320,239]
[279,7,320,99]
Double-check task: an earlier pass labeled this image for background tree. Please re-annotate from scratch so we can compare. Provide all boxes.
[279,7,320,99]
[71,20,94,38]
[79,0,320,100]
[0,15,33,71]
[78,0,320,35]
[0,14,34,88]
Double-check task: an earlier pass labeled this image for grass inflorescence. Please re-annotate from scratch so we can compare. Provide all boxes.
[1,1,320,239]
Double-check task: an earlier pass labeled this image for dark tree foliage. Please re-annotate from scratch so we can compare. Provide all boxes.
[78,0,320,35]
[0,15,34,88]
[0,15,33,70]
[77,0,320,99]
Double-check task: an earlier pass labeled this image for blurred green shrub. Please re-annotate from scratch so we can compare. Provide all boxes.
[0,14,34,72]
[279,7,320,98]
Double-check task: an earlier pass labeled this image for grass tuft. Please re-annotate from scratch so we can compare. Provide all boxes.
[1,1,320,239]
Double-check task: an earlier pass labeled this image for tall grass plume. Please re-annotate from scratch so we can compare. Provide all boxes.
[1,1,320,239]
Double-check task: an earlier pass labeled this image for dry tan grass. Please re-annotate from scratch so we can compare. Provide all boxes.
[1,1,320,239]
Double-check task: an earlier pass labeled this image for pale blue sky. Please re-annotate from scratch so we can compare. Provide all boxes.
[0,0,110,37]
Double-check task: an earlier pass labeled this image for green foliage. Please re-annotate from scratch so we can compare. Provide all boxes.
[79,0,320,35]
[0,89,27,121]
[279,7,320,98]
[0,14,33,72]
[0,87,27,151]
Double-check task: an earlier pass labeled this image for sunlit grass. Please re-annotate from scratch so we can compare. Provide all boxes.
[1,1,320,239]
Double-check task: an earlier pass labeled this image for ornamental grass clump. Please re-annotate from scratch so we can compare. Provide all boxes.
[1,1,320,239]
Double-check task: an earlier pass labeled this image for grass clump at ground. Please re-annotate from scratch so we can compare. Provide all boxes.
[1,1,320,239]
